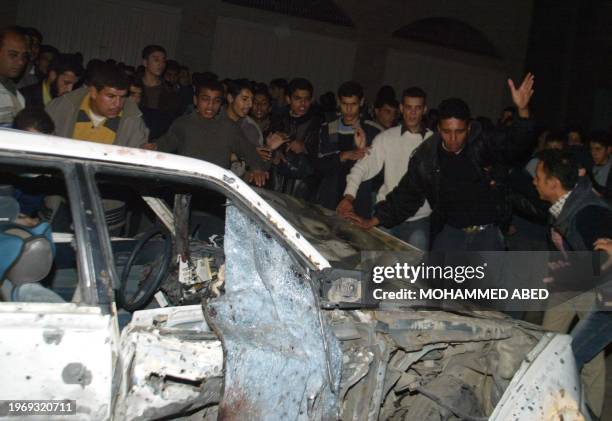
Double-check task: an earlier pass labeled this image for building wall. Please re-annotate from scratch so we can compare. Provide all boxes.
[0,0,19,28]
[9,0,535,118]
[16,0,181,65]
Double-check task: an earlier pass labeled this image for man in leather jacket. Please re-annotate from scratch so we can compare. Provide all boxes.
[342,74,535,251]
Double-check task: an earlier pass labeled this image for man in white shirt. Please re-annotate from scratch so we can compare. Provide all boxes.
[0,27,28,126]
[337,87,432,250]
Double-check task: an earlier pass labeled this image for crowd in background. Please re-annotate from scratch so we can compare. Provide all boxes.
[1,25,612,417]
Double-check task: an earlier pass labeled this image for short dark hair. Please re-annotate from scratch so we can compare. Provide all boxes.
[192,71,218,86]
[253,83,271,102]
[13,108,54,134]
[588,131,611,148]
[226,79,253,98]
[374,96,399,109]
[0,26,26,49]
[538,149,579,191]
[376,85,396,102]
[544,130,567,146]
[141,45,166,59]
[129,75,144,89]
[337,81,363,100]
[438,98,471,122]
[401,87,427,102]
[287,78,313,97]
[49,54,84,78]
[195,78,225,97]
[83,59,105,86]
[39,44,59,58]
[90,63,129,91]
[23,27,42,43]
[165,59,180,72]
[270,78,288,90]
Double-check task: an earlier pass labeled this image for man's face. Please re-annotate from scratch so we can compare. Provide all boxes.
[269,85,281,100]
[400,96,426,129]
[30,36,41,61]
[545,140,564,150]
[339,95,362,124]
[438,118,469,153]
[49,70,78,97]
[252,93,271,120]
[89,86,127,118]
[178,69,190,86]
[228,88,253,119]
[375,104,398,129]
[590,142,611,166]
[128,85,143,105]
[0,33,28,79]
[533,161,558,203]
[143,51,166,77]
[287,89,311,118]
[568,131,582,145]
[164,69,178,85]
[195,88,223,120]
[37,52,54,76]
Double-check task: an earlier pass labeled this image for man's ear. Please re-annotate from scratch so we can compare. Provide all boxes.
[399,104,404,115]
[142,58,147,68]
[47,70,57,83]
[193,95,197,107]
[285,94,290,105]
[227,93,234,105]
[359,97,365,107]
[88,85,98,100]
[423,105,428,115]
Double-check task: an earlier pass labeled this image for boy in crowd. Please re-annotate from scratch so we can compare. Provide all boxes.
[314,81,380,216]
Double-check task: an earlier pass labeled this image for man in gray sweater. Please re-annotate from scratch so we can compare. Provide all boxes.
[149,78,269,186]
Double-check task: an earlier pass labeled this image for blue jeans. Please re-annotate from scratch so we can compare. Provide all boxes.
[432,224,505,252]
[386,217,430,251]
[571,308,612,370]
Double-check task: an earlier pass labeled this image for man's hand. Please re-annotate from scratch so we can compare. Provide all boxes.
[508,73,534,118]
[287,139,306,154]
[594,238,612,271]
[594,238,612,255]
[266,132,289,150]
[140,142,158,150]
[340,149,367,162]
[336,195,355,216]
[354,127,366,149]
[256,147,272,161]
[248,170,269,187]
[344,212,379,230]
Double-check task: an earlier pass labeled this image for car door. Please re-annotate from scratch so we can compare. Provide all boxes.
[0,157,118,421]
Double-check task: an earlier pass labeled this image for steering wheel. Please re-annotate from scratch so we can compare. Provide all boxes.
[117,226,173,311]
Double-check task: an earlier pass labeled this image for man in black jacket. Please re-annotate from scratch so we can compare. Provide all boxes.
[534,149,612,417]
[268,77,323,200]
[345,74,535,251]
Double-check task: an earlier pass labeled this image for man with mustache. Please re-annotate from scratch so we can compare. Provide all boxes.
[46,62,148,147]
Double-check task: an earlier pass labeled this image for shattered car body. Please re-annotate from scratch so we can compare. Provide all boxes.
[0,130,590,420]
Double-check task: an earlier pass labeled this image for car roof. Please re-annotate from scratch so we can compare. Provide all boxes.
[0,128,330,270]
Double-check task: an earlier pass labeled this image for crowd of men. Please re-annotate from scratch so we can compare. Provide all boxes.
[1,25,612,417]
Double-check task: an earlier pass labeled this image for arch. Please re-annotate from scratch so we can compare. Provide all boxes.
[392,17,501,58]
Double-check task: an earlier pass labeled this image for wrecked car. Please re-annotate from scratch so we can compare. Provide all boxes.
[0,129,590,420]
